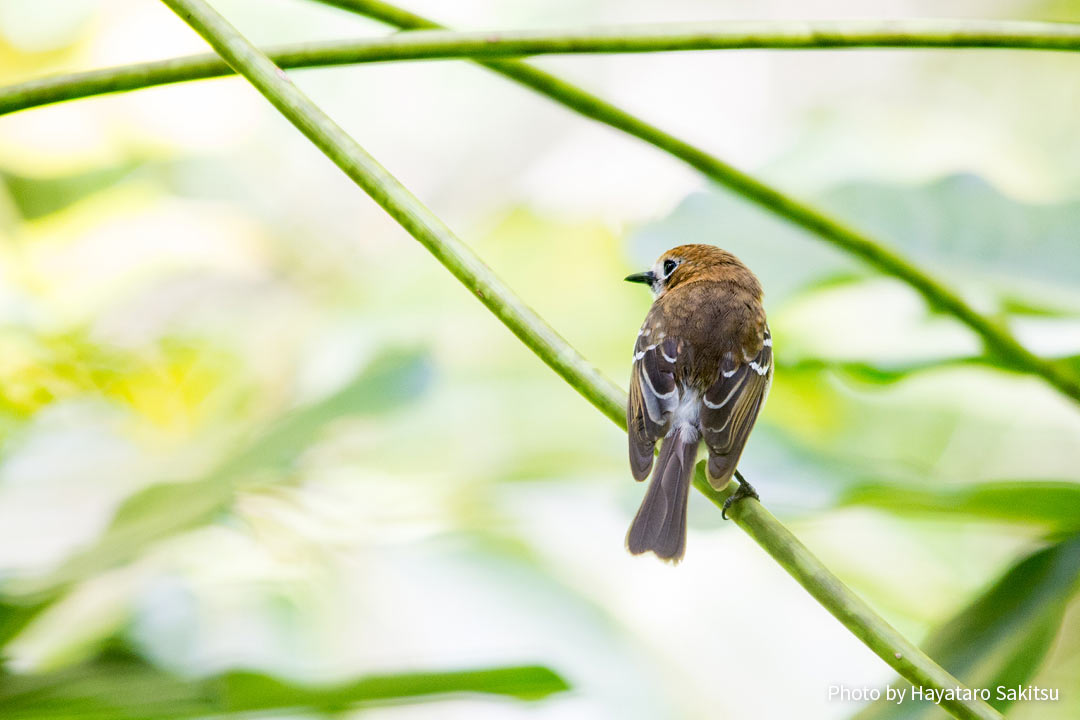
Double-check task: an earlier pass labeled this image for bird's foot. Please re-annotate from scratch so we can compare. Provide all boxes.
[722,472,759,520]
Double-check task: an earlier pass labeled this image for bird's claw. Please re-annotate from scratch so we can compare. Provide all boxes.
[722,475,759,520]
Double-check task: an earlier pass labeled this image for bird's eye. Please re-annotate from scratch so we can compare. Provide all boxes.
[662,259,679,277]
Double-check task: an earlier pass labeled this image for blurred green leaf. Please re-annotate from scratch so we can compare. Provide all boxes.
[856,534,1080,719]
[1,164,137,220]
[0,648,568,719]
[840,481,1080,532]
[219,664,569,709]
[783,354,1080,387]
[0,603,46,652]
[779,357,983,385]
[1055,354,1080,379]
[218,347,431,476]
[0,348,431,605]
[999,295,1079,318]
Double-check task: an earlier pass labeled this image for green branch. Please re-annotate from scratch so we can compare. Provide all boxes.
[159,1,1002,718]
[7,19,1080,117]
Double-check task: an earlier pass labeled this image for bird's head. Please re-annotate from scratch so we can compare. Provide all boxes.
[625,244,755,298]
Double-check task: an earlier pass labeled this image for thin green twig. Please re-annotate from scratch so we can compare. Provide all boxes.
[319,0,1080,407]
[159,1,1002,718]
[8,19,1080,117]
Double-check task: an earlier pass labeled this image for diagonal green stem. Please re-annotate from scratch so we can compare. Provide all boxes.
[154,0,624,431]
[693,471,1002,720]
[7,18,1080,117]
[160,1,1002,717]
[317,0,1080,407]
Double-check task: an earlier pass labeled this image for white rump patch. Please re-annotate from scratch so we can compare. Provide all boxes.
[671,387,700,431]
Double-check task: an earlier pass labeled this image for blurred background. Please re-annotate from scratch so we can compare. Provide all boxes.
[1,0,1079,718]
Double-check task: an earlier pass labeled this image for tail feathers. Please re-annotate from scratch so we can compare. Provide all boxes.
[626,428,698,562]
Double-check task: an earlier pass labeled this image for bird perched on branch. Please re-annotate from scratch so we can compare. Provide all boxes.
[624,244,772,562]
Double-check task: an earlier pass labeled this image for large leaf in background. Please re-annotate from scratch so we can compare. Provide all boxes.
[855,534,1080,719]
[840,481,1080,535]
[821,174,1080,295]
[1,164,138,221]
[0,348,430,634]
[0,648,567,719]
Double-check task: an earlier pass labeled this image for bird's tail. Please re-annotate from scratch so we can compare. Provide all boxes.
[626,427,698,562]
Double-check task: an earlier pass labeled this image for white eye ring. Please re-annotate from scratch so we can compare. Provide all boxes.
[662,258,679,277]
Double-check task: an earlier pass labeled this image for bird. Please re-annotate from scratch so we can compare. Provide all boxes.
[624,244,772,562]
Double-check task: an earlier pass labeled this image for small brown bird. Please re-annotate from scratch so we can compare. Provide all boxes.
[625,244,772,562]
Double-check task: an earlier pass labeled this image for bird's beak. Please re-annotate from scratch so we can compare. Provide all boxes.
[624,271,656,285]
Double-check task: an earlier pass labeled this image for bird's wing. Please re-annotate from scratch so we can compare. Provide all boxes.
[627,328,681,481]
[700,325,772,487]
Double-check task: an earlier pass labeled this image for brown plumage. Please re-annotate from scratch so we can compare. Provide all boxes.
[625,244,772,562]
